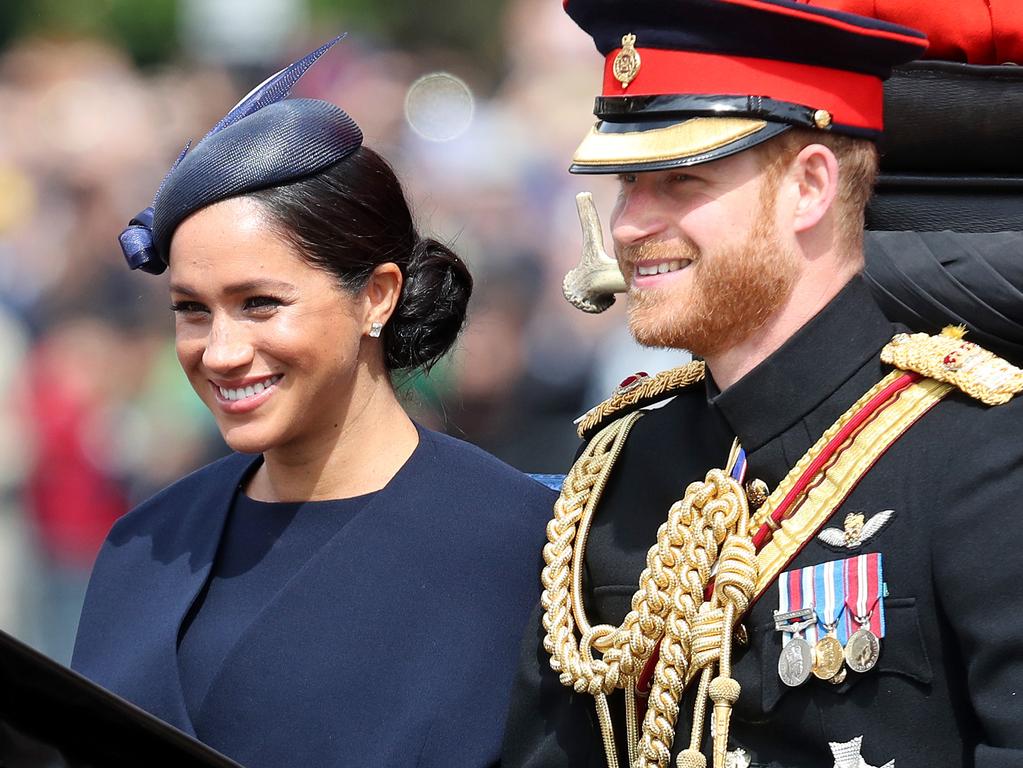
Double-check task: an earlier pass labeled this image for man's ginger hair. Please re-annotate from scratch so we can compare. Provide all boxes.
[757,128,879,256]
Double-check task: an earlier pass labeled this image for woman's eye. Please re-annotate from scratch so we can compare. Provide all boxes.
[617,173,638,185]
[244,296,283,312]
[170,301,208,316]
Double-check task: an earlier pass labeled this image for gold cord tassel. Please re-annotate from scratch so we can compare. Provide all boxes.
[709,604,740,768]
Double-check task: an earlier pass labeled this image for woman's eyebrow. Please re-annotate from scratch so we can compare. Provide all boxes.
[168,279,299,297]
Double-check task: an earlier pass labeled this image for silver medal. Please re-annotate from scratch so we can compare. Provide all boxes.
[844,626,881,673]
[778,636,814,687]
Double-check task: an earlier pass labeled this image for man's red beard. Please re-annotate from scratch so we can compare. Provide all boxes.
[619,202,799,357]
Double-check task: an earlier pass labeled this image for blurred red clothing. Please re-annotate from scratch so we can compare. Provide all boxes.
[808,0,1023,63]
[24,341,129,570]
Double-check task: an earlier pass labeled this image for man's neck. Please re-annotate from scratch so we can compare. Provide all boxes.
[705,267,858,390]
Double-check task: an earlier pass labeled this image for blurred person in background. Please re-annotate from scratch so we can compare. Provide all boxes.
[70,39,554,768]
[0,35,229,664]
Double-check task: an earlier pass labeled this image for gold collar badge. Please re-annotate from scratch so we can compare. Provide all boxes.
[613,33,641,88]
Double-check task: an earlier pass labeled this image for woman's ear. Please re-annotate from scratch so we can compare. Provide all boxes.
[361,262,403,336]
[790,143,840,234]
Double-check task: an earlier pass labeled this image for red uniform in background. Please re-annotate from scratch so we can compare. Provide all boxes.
[809,0,1023,63]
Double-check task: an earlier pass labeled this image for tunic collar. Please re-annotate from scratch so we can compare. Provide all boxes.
[708,276,895,453]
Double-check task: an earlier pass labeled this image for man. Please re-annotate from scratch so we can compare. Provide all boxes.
[501,1,1023,767]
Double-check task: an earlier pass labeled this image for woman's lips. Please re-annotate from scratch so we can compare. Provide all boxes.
[210,374,282,414]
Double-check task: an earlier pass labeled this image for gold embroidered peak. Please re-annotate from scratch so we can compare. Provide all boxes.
[575,360,705,438]
[881,326,1023,406]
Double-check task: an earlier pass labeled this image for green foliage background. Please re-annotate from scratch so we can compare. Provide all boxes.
[0,0,506,70]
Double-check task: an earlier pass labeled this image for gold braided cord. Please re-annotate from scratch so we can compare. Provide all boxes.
[543,413,650,696]
[595,693,621,768]
[576,361,706,438]
[635,475,757,768]
[881,326,1023,406]
[544,426,758,768]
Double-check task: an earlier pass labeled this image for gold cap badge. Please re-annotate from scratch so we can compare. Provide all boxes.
[612,33,641,89]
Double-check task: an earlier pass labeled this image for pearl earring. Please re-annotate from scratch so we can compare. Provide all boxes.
[369,322,383,338]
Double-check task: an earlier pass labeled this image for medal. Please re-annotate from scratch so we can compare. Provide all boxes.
[843,552,885,674]
[773,607,815,687]
[845,625,881,673]
[811,559,847,680]
[812,628,845,680]
[778,634,814,687]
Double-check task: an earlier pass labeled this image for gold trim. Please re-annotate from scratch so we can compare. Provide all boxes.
[575,361,705,437]
[752,374,952,597]
[881,326,1023,406]
[572,118,767,167]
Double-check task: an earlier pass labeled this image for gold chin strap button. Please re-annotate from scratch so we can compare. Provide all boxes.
[813,109,833,129]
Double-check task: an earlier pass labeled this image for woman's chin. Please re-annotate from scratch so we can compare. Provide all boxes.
[218,426,278,456]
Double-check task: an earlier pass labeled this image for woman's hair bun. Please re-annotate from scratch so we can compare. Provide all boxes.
[385,237,473,371]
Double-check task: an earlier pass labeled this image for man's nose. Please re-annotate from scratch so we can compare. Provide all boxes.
[611,186,668,249]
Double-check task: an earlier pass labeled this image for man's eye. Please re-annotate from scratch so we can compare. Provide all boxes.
[170,301,208,315]
[617,173,638,184]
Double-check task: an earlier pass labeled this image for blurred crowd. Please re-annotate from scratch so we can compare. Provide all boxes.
[0,0,688,663]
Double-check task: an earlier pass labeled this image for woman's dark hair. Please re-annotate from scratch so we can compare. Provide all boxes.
[250,146,472,371]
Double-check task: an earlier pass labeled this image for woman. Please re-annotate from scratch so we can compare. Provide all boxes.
[71,39,556,768]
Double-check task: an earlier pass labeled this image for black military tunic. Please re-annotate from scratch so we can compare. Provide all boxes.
[502,277,1023,768]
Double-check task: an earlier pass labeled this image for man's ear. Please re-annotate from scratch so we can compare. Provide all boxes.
[361,262,403,334]
[790,143,840,234]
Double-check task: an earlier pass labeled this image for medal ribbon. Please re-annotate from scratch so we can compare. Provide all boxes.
[813,559,848,644]
[843,552,885,638]
[728,442,748,484]
[777,569,815,644]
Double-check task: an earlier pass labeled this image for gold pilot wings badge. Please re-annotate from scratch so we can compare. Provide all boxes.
[817,511,894,549]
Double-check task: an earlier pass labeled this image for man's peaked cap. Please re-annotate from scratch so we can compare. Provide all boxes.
[564,0,928,174]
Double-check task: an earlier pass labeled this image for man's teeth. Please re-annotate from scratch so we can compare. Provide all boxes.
[636,260,688,277]
[218,375,282,402]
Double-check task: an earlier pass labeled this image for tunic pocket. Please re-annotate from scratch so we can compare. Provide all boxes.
[760,596,932,711]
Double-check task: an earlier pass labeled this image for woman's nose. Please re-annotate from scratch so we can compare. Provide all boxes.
[201,317,254,373]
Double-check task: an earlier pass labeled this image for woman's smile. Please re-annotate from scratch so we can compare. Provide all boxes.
[210,373,284,414]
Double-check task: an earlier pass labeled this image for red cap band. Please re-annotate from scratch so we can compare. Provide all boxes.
[602,48,885,131]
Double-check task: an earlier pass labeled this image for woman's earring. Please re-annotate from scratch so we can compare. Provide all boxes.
[369,322,384,338]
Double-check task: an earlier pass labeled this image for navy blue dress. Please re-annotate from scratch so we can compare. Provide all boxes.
[72,426,556,768]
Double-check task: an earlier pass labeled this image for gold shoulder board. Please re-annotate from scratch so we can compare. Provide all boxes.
[881,326,1023,406]
[576,360,705,438]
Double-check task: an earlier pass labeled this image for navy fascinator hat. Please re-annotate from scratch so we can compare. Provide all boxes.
[119,36,363,275]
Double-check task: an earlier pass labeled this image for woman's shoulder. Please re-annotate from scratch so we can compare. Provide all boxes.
[419,427,554,486]
[108,452,257,543]
[414,427,557,510]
